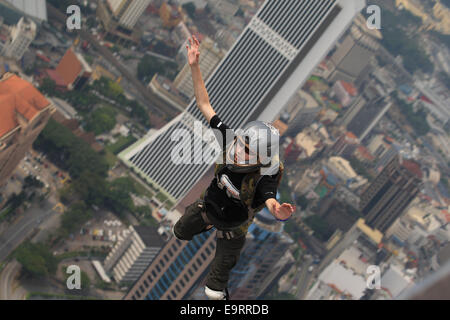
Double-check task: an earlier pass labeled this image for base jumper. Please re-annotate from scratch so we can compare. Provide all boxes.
[173,35,296,300]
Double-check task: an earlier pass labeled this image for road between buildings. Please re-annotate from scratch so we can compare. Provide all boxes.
[46,4,181,120]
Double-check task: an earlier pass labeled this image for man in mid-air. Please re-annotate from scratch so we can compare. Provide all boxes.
[173,35,296,300]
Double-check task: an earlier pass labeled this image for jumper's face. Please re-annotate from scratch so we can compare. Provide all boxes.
[233,135,258,165]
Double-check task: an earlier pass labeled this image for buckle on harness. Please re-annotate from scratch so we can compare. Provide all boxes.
[216,230,235,240]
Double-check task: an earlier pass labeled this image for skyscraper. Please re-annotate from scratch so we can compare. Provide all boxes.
[227,208,294,300]
[327,13,382,84]
[0,73,55,190]
[106,0,151,29]
[2,16,36,61]
[340,80,392,141]
[97,0,151,43]
[120,0,367,205]
[123,229,217,300]
[103,225,165,284]
[360,155,422,233]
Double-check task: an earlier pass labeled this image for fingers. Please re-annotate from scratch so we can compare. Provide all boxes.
[193,35,200,46]
[281,203,296,213]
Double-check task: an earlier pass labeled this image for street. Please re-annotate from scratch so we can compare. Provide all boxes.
[0,260,26,300]
[0,200,58,263]
[47,4,181,120]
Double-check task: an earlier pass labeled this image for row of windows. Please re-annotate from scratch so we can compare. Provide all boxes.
[144,232,214,300]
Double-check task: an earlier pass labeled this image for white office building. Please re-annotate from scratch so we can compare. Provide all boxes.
[107,0,151,29]
[2,16,36,60]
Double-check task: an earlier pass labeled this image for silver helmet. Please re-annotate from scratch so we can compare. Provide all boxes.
[225,121,280,175]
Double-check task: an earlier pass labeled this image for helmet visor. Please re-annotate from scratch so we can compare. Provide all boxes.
[226,135,259,168]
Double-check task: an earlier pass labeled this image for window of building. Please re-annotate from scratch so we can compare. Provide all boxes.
[160,259,165,267]
[156,265,161,273]
[143,280,149,288]
[135,290,141,298]
[152,270,157,278]
[184,274,189,283]
[140,285,145,293]
[163,254,169,262]
[196,258,201,265]
[147,275,153,283]
[168,249,173,257]
[200,253,206,261]
[205,247,211,255]
[175,285,180,292]
[180,279,185,287]
[192,263,198,272]
[188,269,193,277]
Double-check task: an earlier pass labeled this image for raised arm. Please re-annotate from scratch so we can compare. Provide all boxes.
[187,35,216,123]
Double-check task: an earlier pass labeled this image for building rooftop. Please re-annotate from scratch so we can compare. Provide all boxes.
[5,0,47,22]
[339,80,358,96]
[55,48,83,86]
[401,159,423,179]
[134,226,166,247]
[47,48,91,88]
[0,73,50,138]
[0,1,22,26]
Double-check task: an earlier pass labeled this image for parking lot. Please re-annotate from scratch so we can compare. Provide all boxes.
[57,210,129,254]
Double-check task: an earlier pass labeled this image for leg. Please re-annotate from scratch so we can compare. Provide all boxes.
[206,234,246,292]
[173,199,209,241]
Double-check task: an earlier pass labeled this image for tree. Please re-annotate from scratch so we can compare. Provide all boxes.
[84,106,117,135]
[380,10,434,74]
[72,171,108,207]
[24,175,44,189]
[391,91,430,137]
[39,78,58,97]
[103,177,137,219]
[15,242,58,278]
[34,118,110,178]
[60,201,93,235]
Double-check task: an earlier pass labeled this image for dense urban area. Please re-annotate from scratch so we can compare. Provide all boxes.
[0,0,449,301]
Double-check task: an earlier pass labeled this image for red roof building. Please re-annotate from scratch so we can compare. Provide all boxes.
[0,73,55,189]
[45,47,92,91]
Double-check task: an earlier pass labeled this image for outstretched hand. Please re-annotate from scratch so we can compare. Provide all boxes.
[266,199,296,221]
[186,35,200,67]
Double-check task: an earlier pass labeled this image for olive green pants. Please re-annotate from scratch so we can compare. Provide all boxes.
[173,199,247,291]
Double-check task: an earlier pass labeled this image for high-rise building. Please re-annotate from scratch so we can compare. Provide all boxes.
[284,90,322,138]
[360,155,422,233]
[340,80,391,141]
[107,0,151,30]
[2,16,36,61]
[5,0,47,23]
[120,0,367,205]
[103,225,165,285]
[123,229,217,300]
[0,73,55,190]
[227,208,294,300]
[97,0,151,43]
[173,37,226,102]
[327,13,382,83]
